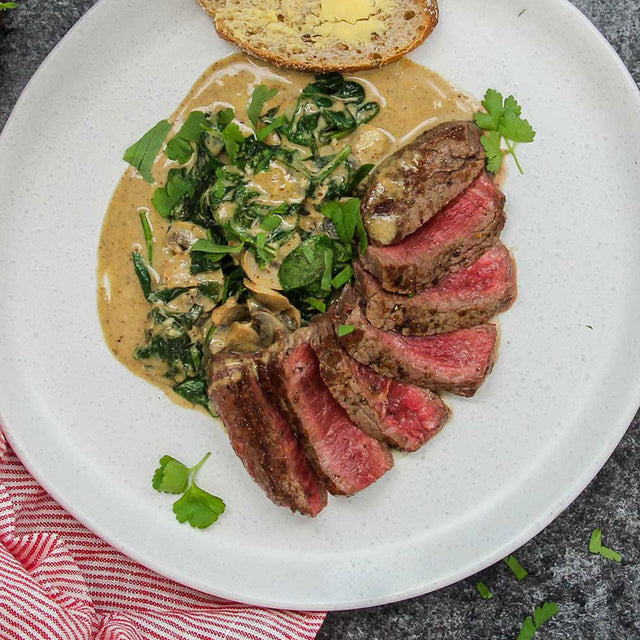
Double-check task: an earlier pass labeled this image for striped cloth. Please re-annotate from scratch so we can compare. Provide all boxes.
[0,427,326,640]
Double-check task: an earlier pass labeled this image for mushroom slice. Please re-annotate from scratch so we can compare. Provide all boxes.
[244,279,301,330]
[161,253,223,289]
[241,233,302,291]
[166,222,208,253]
[209,322,262,355]
[210,297,251,327]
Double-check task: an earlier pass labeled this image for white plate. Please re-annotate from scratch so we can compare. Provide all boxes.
[1,0,639,611]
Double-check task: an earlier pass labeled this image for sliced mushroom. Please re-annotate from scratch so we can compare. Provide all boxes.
[245,279,301,330]
[210,297,251,327]
[209,322,262,355]
[352,125,392,165]
[161,253,224,289]
[241,233,301,291]
[166,222,208,253]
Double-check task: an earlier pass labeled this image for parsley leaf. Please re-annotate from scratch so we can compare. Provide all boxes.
[504,554,528,580]
[248,85,278,128]
[481,131,505,174]
[173,483,226,529]
[152,455,190,494]
[337,324,355,337]
[123,119,171,183]
[0,2,18,9]
[473,89,536,174]
[166,111,208,164]
[152,452,225,529]
[589,528,622,563]
[476,581,493,600]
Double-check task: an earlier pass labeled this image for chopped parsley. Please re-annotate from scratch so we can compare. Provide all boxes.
[477,581,493,600]
[504,554,529,580]
[589,528,622,563]
[516,602,559,640]
[337,324,355,337]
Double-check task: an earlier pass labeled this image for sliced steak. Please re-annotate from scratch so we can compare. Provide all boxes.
[258,337,394,496]
[334,289,497,397]
[361,121,485,245]
[208,355,327,517]
[309,315,450,452]
[355,243,517,335]
[362,172,506,293]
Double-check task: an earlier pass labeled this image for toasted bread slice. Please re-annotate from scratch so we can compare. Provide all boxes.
[196,0,439,73]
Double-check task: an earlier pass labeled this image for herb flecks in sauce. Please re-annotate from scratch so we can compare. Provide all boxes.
[98,54,477,412]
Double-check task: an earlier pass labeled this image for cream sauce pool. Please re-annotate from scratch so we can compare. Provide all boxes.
[97,53,477,408]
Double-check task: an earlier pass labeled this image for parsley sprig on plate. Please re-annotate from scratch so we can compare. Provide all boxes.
[474,89,536,174]
[153,452,225,529]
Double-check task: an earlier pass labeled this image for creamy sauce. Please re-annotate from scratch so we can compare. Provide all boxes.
[97,53,477,407]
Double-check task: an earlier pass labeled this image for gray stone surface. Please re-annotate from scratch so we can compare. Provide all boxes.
[1,1,638,638]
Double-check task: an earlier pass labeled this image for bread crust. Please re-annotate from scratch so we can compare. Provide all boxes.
[196,0,439,73]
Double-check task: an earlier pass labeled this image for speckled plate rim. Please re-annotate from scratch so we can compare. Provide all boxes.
[0,0,639,610]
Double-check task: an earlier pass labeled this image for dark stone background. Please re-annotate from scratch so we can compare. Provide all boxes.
[1,1,638,638]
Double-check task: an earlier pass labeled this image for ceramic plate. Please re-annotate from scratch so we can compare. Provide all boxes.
[1,0,639,611]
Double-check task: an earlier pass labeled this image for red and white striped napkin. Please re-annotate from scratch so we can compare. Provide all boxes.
[0,426,326,640]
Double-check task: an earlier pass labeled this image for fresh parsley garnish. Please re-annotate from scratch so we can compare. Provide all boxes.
[0,2,18,9]
[589,528,622,563]
[337,324,355,337]
[516,602,559,640]
[220,122,245,162]
[153,452,225,529]
[166,111,208,164]
[504,554,529,580]
[476,581,493,600]
[123,119,171,183]
[473,89,536,174]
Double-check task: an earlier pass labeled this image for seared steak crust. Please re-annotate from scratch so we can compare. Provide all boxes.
[309,315,450,452]
[208,355,327,517]
[334,289,498,397]
[362,173,506,293]
[258,338,394,496]
[355,243,517,335]
[361,121,486,245]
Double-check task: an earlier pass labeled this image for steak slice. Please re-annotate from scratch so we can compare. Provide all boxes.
[361,121,485,245]
[309,315,450,452]
[362,172,506,293]
[334,289,497,397]
[208,354,327,517]
[355,243,517,335]
[258,337,394,496]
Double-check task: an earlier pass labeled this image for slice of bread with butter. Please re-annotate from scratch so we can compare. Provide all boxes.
[196,0,439,72]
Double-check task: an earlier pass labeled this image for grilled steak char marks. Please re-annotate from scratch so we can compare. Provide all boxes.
[258,337,394,496]
[355,243,517,335]
[361,121,486,246]
[335,289,498,397]
[309,315,450,452]
[362,172,506,294]
[208,355,327,517]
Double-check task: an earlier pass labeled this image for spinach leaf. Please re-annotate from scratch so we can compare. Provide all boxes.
[279,235,336,290]
[356,102,380,125]
[166,111,208,164]
[152,169,194,218]
[248,85,278,128]
[191,239,244,258]
[123,119,171,183]
[148,288,190,304]
[132,251,152,300]
[174,374,210,411]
